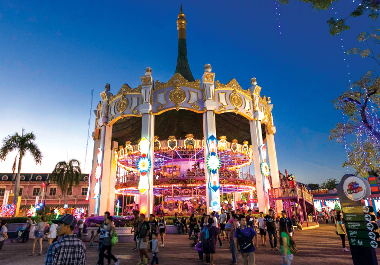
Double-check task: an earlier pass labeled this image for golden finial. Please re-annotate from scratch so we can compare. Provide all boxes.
[177,5,187,39]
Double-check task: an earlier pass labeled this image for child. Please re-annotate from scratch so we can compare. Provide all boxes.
[151,233,159,265]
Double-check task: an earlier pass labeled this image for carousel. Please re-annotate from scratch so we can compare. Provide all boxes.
[88,7,284,216]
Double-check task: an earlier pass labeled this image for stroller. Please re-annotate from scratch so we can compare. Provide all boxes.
[11,227,25,243]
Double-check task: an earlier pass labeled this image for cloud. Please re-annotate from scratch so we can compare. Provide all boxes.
[56,29,62,36]
[27,16,38,23]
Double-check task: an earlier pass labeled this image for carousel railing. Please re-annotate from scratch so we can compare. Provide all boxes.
[271,186,314,202]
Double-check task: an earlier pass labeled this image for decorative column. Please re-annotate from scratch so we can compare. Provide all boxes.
[249,78,270,213]
[107,141,118,215]
[202,64,220,214]
[138,67,155,216]
[91,84,113,216]
[266,99,283,214]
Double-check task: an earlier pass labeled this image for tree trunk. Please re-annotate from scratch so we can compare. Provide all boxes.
[64,191,67,206]
[13,155,22,216]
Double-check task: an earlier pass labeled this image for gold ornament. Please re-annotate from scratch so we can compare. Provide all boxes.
[229,91,243,108]
[116,96,129,113]
[169,85,187,105]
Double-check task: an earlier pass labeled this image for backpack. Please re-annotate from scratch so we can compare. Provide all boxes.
[200,226,212,252]
[236,228,253,253]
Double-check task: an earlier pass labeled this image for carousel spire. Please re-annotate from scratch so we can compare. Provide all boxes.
[175,5,194,82]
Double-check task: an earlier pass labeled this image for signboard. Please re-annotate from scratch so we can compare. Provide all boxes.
[346,222,378,231]
[349,238,378,249]
[347,230,379,241]
[343,206,374,214]
[336,174,377,265]
[344,213,376,222]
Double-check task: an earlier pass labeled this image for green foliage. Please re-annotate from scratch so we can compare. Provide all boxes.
[50,159,82,204]
[321,178,339,190]
[307,183,320,190]
[0,214,56,224]
[278,0,379,36]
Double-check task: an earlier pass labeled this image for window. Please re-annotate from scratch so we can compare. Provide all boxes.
[81,187,88,196]
[19,188,23,196]
[50,188,57,196]
[36,175,42,181]
[2,175,8,181]
[0,188,5,196]
[20,175,25,181]
[67,187,72,195]
[33,188,40,196]
[84,176,88,182]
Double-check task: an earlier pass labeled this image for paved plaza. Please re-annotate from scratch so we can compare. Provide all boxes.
[1,224,379,264]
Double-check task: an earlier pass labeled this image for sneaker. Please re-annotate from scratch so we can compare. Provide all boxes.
[137,261,143,265]
[218,245,222,248]
[343,248,349,252]
[162,244,164,247]
[274,247,279,251]
[133,247,138,251]
[144,257,149,264]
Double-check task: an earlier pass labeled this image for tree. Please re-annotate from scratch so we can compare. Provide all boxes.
[307,183,320,190]
[0,129,42,214]
[50,159,82,205]
[321,178,339,190]
[279,0,379,36]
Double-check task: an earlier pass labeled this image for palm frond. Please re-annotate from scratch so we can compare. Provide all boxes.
[0,134,20,161]
[24,142,43,164]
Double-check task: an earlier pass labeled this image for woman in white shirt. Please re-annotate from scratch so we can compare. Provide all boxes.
[29,216,47,256]
[47,222,58,245]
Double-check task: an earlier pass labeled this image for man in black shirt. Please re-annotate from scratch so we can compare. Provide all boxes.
[149,214,158,251]
[264,209,278,251]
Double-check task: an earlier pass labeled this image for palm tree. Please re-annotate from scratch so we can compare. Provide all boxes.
[0,129,42,214]
[50,159,82,205]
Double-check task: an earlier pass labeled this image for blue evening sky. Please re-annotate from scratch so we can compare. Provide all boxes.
[0,0,377,184]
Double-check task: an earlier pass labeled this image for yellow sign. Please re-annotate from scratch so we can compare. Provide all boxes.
[342,206,373,214]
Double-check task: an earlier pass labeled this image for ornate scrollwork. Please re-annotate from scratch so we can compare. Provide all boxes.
[191,103,200,110]
[215,78,251,97]
[110,84,142,102]
[155,73,201,90]
[219,105,226,111]
[229,91,243,108]
[141,76,152,86]
[169,85,187,105]
[116,96,129,113]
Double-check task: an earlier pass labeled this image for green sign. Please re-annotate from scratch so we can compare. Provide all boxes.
[343,206,374,214]
[349,238,378,248]
[344,214,376,222]
[346,222,378,231]
[347,230,379,240]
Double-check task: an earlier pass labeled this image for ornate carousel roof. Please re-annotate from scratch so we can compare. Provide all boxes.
[94,7,274,146]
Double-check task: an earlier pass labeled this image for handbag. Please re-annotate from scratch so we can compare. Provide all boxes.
[111,230,118,245]
[237,228,253,252]
[289,237,298,254]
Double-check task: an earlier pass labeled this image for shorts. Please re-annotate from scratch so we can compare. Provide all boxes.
[160,228,165,234]
[137,238,147,250]
[220,223,226,231]
[134,234,138,242]
[259,229,267,236]
[36,231,44,239]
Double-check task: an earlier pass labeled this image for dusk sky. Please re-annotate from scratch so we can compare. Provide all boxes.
[0,0,377,184]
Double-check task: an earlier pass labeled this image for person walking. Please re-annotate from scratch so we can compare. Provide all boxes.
[257,212,267,246]
[98,216,119,265]
[132,211,140,250]
[158,217,166,247]
[279,220,293,265]
[151,233,159,265]
[0,220,8,252]
[211,212,222,248]
[22,216,34,243]
[226,217,238,264]
[219,209,227,240]
[189,214,196,239]
[77,214,85,240]
[234,215,256,265]
[325,211,330,224]
[137,214,150,265]
[202,217,219,265]
[264,209,278,251]
[45,214,86,265]
[47,222,58,246]
[280,211,293,236]
[149,215,158,251]
[181,216,188,234]
[335,211,349,252]
[29,216,47,256]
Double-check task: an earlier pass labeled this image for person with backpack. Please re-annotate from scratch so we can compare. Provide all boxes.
[279,220,294,265]
[137,214,150,265]
[201,216,219,265]
[264,209,278,251]
[234,215,256,265]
